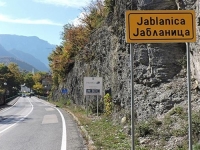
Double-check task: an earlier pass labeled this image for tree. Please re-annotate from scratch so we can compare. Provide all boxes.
[8,63,23,92]
[24,73,34,92]
[80,0,106,31]
[0,63,20,98]
[48,0,109,90]
[0,64,8,96]
[33,82,43,95]
[32,72,42,83]
[0,63,9,85]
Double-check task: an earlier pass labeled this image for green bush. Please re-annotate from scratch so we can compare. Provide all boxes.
[193,143,200,150]
[169,106,184,116]
[104,0,115,13]
[192,112,200,141]
[137,121,153,137]
[66,99,71,106]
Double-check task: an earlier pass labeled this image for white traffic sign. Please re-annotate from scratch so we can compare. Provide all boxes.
[84,77,102,96]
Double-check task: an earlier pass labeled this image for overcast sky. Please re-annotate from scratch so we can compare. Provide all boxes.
[0,0,91,45]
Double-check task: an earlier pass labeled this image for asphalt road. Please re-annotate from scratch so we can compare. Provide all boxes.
[0,96,87,150]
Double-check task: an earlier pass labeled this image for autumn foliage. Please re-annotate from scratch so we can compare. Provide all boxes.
[49,0,112,86]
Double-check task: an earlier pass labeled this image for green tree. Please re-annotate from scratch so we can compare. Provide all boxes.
[24,73,34,92]
[0,63,9,84]
[104,0,115,13]
[0,64,9,95]
[0,63,20,97]
[80,0,106,31]
[7,63,23,95]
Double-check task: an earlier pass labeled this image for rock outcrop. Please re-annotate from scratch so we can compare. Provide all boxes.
[52,0,200,123]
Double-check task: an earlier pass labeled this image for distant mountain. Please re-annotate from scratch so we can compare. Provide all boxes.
[0,34,56,68]
[0,57,39,72]
[0,43,48,71]
[0,44,15,57]
[9,49,49,72]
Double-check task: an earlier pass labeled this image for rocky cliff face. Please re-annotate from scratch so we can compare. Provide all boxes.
[52,0,200,122]
[191,0,200,85]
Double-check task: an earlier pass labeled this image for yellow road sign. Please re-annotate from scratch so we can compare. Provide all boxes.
[125,10,196,43]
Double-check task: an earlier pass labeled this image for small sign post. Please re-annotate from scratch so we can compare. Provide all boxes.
[84,77,102,116]
[125,10,196,150]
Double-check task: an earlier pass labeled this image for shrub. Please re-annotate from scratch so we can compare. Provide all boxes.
[193,143,200,150]
[137,121,153,137]
[192,112,200,141]
[66,99,71,106]
[104,93,112,116]
[169,106,184,116]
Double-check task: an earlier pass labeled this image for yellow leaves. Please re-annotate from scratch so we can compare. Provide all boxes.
[64,25,89,52]
[63,43,73,53]
[49,24,89,79]
[49,0,109,85]
[33,82,43,94]
[104,93,112,116]
[32,73,42,83]
[0,88,5,95]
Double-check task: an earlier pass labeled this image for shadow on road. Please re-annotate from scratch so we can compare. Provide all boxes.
[0,115,32,124]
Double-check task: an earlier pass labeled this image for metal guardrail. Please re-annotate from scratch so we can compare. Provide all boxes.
[5,95,18,103]
[36,95,48,101]
[4,95,49,103]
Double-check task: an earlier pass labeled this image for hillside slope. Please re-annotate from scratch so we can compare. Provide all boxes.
[0,57,38,72]
[0,44,15,57]
[9,49,49,71]
[0,34,55,67]
[50,0,200,149]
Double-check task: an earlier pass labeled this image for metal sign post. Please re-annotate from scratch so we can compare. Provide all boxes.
[130,44,135,150]
[84,77,102,117]
[125,10,196,150]
[97,95,99,117]
[186,42,192,150]
[87,96,88,117]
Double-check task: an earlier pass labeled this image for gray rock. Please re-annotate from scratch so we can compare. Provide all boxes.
[51,0,200,124]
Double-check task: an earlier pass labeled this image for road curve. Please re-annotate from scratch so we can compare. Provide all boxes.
[0,96,86,150]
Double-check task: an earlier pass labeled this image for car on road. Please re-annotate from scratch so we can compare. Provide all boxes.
[21,93,26,97]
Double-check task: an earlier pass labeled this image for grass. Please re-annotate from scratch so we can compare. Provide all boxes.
[49,99,200,149]
[67,106,131,150]
[49,99,131,150]
[85,117,130,149]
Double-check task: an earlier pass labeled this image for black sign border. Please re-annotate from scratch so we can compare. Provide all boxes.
[127,12,195,42]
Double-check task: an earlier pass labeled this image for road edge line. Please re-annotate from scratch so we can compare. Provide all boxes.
[55,107,67,150]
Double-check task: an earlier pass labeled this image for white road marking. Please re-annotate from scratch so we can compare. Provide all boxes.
[45,108,55,111]
[42,114,58,124]
[0,98,33,134]
[55,107,67,150]
[35,98,67,150]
